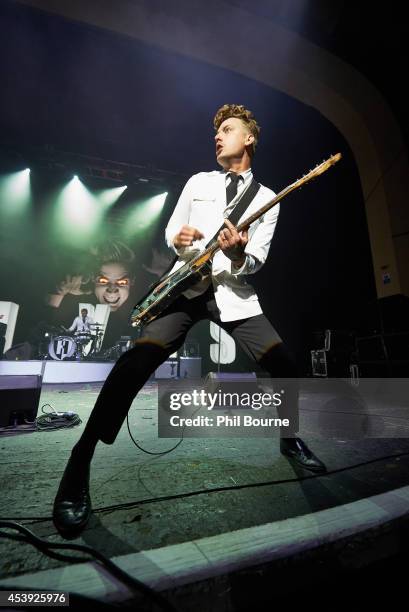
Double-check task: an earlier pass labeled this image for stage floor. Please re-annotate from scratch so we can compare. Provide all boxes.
[1,381,409,608]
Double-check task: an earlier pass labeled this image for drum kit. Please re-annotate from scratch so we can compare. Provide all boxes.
[41,323,106,361]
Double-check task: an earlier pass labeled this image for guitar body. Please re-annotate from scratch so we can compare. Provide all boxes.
[130,260,212,327]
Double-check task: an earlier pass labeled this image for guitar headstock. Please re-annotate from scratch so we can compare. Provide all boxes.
[296,153,342,186]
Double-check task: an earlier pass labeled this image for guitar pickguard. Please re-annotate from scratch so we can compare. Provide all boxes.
[130,262,212,327]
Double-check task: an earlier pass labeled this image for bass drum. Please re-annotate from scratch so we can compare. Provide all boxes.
[48,336,77,361]
[74,332,94,356]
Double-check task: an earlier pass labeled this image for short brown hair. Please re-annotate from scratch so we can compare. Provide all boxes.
[213,104,260,154]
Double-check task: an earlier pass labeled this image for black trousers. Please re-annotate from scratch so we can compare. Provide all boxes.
[85,286,299,444]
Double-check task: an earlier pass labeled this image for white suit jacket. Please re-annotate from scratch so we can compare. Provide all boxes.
[165,170,280,322]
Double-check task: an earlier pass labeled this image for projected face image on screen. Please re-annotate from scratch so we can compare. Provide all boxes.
[44,238,137,315]
[94,262,132,312]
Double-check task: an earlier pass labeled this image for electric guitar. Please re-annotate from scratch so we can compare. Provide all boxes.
[130,153,342,328]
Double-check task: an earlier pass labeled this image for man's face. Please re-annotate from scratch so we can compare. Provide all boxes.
[215,117,254,168]
[81,310,88,317]
[94,263,132,312]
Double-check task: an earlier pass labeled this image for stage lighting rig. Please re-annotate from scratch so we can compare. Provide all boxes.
[0,143,188,190]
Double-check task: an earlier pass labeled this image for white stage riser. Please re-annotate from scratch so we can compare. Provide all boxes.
[0,360,114,383]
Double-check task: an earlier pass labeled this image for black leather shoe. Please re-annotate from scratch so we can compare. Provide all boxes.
[53,455,92,538]
[280,437,327,473]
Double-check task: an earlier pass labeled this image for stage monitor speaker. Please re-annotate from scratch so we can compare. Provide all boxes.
[3,342,33,361]
[0,375,42,428]
[205,372,257,384]
[155,360,178,379]
[204,372,257,408]
[180,356,202,379]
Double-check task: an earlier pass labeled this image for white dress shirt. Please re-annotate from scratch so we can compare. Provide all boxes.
[69,315,93,333]
[165,170,280,322]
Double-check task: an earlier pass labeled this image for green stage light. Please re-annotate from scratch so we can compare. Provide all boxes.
[96,185,127,209]
[147,192,168,215]
[0,169,32,215]
[53,176,103,246]
[123,192,168,237]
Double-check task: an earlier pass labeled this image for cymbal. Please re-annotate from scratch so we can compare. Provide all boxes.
[89,323,105,328]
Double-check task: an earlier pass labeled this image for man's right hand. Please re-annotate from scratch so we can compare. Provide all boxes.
[173,225,204,249]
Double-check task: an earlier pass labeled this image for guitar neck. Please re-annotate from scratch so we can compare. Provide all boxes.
[188,152,341,267]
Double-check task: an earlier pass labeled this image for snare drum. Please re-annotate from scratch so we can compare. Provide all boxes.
[48,336,76,361]
[75,332,92,345]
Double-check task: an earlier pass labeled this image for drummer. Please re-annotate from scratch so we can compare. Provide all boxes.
[68,308,93,336]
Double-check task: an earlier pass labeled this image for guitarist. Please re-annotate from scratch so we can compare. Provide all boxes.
[53,104,326,538]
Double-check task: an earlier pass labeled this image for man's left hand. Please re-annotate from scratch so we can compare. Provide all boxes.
[217,219,248,267]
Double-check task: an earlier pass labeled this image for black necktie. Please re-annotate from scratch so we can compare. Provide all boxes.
[226,172,240,204]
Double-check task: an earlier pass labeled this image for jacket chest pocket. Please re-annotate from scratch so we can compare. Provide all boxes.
[192,196,216,204]
[190,197,217,225]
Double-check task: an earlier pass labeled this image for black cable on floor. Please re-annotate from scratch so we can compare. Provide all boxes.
[1,450,409,523]
[126,413,183,455]
[92,449,409,514]
[34,404,82,431]
[126,403,201,455]
[0,521,178,612]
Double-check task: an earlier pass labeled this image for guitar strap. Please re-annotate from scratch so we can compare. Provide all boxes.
[160,177,261,278]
